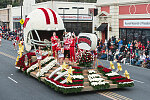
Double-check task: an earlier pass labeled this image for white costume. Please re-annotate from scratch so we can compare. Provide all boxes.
[58,48,64,58]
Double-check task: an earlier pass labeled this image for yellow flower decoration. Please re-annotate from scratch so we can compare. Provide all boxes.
[124,70,130,79]
[110,61,115,69]
[67,74,72,83]
[117,63,122,71]
[67,66,75,75]
[61,62,68,71]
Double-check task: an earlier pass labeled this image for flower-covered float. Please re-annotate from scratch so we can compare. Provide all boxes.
[16,51,134,94]
[15,8,134,94]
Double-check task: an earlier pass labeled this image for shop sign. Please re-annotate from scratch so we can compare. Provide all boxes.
[124,20,150,27]
[13,16,21,22]
[60,15,92,21]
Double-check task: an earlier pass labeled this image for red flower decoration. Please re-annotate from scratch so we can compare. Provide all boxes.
[97,65,104,68]
[72,80,83,82]
[110,76,125,80]
[116,79,133,83]
[73,71,82,74]
[72,66,81,69]
[102,68,112,73]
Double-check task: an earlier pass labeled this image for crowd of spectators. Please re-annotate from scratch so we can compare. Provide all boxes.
[0,26,23,41]
[97,36,150,69]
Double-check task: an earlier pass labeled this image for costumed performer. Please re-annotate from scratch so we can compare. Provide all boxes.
[70,35,76,62]
[36,46,42,72]
[57,43,64,65]
[51,32,58,57]
[64,36,71,63]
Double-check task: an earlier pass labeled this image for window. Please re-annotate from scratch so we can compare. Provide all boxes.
[64,22,92,34]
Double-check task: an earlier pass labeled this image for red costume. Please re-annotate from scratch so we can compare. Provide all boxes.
[93,49,97,58]
[21,41,24,45]
[51,36,58,57]
[64,38,71,59]
[70,38,76,62]
[16,36,19,42]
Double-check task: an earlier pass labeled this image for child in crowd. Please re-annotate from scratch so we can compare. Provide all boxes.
[12,39,17,50]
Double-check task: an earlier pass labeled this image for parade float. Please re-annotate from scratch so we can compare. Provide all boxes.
[15,8,134,94]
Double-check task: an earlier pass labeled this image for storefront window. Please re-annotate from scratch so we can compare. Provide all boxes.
[13,22,20,31]
[120,28,150,45]
[64,22,92,34]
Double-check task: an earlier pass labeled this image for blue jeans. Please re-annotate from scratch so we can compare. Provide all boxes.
[131,59,136,65]
[136,60,143,66]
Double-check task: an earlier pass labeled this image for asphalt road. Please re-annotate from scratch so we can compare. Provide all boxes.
[0,39,149,100]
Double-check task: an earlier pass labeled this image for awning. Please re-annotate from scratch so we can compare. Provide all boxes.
[97,23,108,31]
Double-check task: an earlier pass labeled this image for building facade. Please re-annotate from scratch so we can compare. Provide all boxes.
[96,0,150,43]
[7,0,95,34]
[0,5,12,29]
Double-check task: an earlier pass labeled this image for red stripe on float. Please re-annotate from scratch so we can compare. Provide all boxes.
[38,8,50,24]
[48,8,58,24]
[23,18,30,28]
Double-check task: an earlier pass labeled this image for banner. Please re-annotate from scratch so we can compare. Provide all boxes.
[13,16,21,22]
[124,20,150,27]
[60,15,92,21]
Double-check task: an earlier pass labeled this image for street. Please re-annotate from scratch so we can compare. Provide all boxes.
[0,39,149,100]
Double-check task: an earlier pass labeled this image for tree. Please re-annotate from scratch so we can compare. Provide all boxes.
[0,0,12,8]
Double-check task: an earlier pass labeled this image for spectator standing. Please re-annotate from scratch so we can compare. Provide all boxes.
[12,39,17,50]
[0,36,2,46]
[142,44,145,50]
[108,50,113,61]
[112,36,116,44]
[135,47,139,57]
[123,38,127,46]
[114,49,120,62]
[130,42,133,54]
[126,51,130,64]
[146,41,150,56]
[128,42,131,50]
[16,35,19,43]
[120,45,125,53]
[133,40,136,52]
[118,38,123,50]
[114,40,118,49]
[107,38,111,50]
[131,52,136,65]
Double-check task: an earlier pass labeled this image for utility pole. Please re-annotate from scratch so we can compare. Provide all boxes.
[20,0,23,33]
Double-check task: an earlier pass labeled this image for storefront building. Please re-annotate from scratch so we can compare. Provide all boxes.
[0,6,11,30]
[96,0,150,43]
[13,16,21,30]
[60,14,92,33]
[9,0,95,34]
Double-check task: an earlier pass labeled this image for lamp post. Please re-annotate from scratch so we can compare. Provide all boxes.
[58,8,69,22]
[72,7,84,35]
